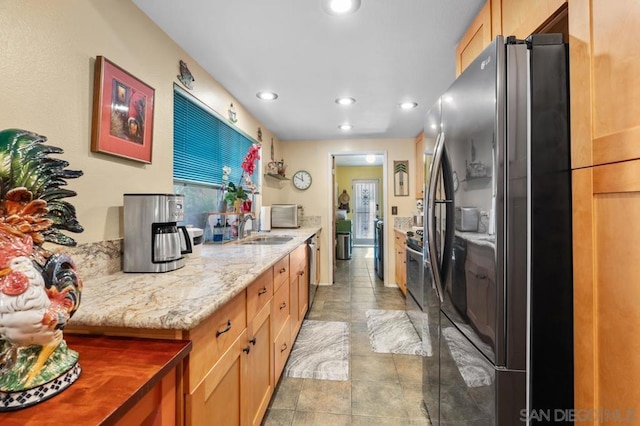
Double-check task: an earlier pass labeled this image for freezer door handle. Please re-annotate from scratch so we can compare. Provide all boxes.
[426,132,446,302]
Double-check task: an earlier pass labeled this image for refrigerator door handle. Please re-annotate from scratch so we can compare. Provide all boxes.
[426,132,446,302]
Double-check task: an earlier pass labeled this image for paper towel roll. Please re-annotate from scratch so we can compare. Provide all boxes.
[260,206,271,231]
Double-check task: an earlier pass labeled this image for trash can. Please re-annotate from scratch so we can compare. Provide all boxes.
[336,232,352,260]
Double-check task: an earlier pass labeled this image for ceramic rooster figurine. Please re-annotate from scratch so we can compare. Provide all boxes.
[0,129,83,410]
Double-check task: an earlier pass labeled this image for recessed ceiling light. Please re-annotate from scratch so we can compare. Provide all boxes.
[365,155,375,164]
[256,91,278,101]
[322,0,361,15]
[338,124,353,131]
[335,97,356,106]
[399,101,418,110]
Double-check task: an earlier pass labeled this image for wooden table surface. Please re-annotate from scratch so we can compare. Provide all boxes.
[0,335,191,425]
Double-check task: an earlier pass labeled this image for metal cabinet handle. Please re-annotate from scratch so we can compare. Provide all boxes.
[250,337,257,345]
[243,345,251,354]
[280,343,288,353]
[298,270,304,276]
[215,320,232,337]
[279,267,286,274]
[258,287,267,295]
[279,302,287,310]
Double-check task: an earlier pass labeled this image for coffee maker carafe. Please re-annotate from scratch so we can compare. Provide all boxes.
[123,193,192,273]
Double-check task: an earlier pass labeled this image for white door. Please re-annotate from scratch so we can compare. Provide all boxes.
[352,179,379,246]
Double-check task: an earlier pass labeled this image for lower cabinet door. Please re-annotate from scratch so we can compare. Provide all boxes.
[246,303,274,426]
[289,272,300,340]
[186,329,247,426]
[297,264,309,322]
[274,317,292,381]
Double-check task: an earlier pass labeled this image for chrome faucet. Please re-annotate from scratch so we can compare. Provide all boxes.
[237,213,255,240]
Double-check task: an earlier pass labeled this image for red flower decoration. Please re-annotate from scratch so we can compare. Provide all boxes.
[241,144,261,176]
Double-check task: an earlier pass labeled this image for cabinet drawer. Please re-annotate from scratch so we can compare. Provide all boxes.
[272,279,290,337]
[247,269,273,321]
[185,291,247,392]
[289,244,306,272]
[274,318,292,381]
[273,255,289,291]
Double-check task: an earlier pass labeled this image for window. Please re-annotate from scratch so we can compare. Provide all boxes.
[173,86,254,187]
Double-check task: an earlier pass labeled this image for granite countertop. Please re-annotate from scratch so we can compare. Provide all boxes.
[69,227,320,332]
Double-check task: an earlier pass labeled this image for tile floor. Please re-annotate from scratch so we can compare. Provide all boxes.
[262,246,431,426]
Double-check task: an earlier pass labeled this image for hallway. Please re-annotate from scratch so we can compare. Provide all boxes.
[262,247,431,425]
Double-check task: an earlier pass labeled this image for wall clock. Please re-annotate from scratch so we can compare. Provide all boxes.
[292,170,312,190]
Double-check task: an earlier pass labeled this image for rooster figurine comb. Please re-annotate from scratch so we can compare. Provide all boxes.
[0,129,84,411]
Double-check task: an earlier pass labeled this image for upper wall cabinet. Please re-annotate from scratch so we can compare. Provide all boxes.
[456,0,567,76]
[455,1,493,76]
[570,0,640,168]
[499,0,566,39]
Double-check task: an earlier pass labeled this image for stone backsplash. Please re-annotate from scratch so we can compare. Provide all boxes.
[393,216,413,230]
[50,217,323,279]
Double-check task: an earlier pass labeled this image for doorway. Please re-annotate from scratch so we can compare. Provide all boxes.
[329,151,387,285]
[352,179,379,246]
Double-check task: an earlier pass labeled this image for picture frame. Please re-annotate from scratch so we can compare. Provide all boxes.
[91,56,154,163]
[394,160,409,196]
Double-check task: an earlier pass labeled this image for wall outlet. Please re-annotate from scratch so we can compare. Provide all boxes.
[391,206,398,215]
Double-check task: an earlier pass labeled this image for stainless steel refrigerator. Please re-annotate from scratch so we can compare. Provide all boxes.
[421,34,574,425]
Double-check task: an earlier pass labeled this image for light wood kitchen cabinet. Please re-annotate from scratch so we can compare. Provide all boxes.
[185,268,274,426]
[185,327,246,425]
[455,0,493,76]
[394,230,407,296]
[415,131,425,199]
[244,272,275,426]
[245,302,273,426]
[456,0,567,76]
[289,243,308,339]
[570,0,640,168]
[499,0,566,40]
[271,261,292,382]
[185,291,247,395]
[573,161,640,424]
[569,2,640,422]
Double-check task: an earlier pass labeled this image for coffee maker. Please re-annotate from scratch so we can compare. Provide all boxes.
[123,193,192,273]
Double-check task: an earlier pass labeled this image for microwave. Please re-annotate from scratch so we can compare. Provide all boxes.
[271,204,301,228]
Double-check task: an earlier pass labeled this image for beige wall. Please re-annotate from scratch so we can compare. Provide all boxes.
[0,0,282,244]
[0,1,420,286]
[280,139,416,286]
[335,165,384,220]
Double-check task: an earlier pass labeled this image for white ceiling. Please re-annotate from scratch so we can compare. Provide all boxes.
[133,0,484,142]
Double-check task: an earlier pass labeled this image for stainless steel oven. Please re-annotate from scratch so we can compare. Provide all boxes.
[406,244,424,334]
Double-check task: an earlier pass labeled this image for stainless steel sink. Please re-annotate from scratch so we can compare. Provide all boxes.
[238,235,294,245]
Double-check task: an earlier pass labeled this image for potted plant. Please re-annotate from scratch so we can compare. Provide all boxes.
[224,182,248,213]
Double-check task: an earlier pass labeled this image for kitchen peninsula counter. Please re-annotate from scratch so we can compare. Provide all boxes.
[68,227,320,333]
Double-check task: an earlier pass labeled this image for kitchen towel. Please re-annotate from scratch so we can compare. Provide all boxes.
[259,206,271,231]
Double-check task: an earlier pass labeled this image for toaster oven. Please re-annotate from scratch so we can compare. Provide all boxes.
[270,204,301,228]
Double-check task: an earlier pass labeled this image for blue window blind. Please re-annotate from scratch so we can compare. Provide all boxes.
[173,89,253,186]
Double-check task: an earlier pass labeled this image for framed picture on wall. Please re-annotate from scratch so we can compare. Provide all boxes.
[394,160,409,196]
[91,56,154,163]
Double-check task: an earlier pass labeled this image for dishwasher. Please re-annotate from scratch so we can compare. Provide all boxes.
[307,234,319,313]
